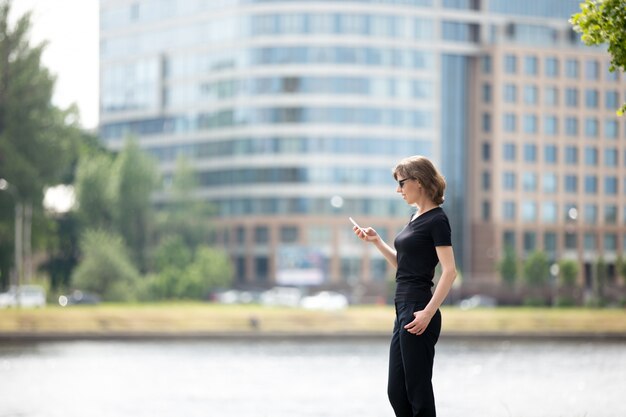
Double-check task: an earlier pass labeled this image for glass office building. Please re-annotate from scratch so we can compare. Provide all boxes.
[100,0,624,289]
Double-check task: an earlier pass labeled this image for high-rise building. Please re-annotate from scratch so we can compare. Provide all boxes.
[99,0,625,292]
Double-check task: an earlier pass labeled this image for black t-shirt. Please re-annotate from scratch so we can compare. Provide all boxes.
[393,207,452,302]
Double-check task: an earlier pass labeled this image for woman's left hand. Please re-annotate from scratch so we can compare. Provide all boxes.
[404,309,435,335]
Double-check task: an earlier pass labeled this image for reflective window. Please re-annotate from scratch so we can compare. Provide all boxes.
[542,202,557,223]
[565,88,578,108]
[522,201,537,222]
[545,57,559,77]
[605,120,618,139]
[584,118,599,138]
[565,117,578,137]
[585,60,600,80]
[504,113,517,132]
[584,204,597,224]
[503,143,516,161]
[503,172,516,190]
[565,59,579,78]
[605,90,619,109]
[564,146,578,164]
[544,116,558,135]
[605,176,618,195]
[544,232,557,252]
[524,85,538,104]
[442,21,479,42]
[504,84,517,103]
[605,206,618,225]
[504,54,517,74]
[604,234,617,251]
[524,56,539,76]
[564,175,577,193]
[544,86,558,106]
[605,148,618,167]
[584,233,596,251]
[523,172,537,192]
[543,173,557,193]
[524,232,536,252]
[524,144,537,162]
[585,89,599,109]
[544,145,557,163]
[584,175,598,194]
[503,230,516,249]
[523,114,538,134]
[503,201,516,220]
[584,147,598,166]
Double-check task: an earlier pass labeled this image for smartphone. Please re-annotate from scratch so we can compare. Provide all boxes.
[349,217,363,230]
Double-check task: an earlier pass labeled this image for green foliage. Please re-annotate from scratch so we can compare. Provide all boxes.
[570,0,626,115]
[523,251,550,287]
[557,259,580,287]
[616,255,626,285]
[71,229,140,301]
[75,153,115,229]
[155,156,216,249]
[111,139,158,272]
[152,235,192,272]
[0,2,82,286]
[142,244,233,300]
[497,246,518,287]
[592,256,607,305]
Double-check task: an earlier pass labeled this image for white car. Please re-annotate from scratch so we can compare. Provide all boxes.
[300,291,348,311]
[0,285,46,308]
[260,287,302,307]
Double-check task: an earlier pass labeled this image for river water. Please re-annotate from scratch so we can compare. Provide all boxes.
[0,337,624,417]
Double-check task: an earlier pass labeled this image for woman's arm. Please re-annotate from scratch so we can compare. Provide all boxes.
[353,226,398,268]
[404,245,457,335]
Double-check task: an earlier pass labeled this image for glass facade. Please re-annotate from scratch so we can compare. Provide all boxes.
[100,0,623,285]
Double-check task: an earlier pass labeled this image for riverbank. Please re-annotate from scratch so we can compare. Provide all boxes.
[1,303,625,341]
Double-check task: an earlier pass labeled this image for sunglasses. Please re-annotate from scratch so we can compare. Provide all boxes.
[398,178,413,188]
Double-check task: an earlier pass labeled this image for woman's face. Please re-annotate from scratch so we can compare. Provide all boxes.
[396,176,420,205]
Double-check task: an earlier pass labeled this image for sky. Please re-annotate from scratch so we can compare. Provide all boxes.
[10,0,99,129]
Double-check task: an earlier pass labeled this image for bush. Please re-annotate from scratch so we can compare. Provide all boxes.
[71,229,140,302]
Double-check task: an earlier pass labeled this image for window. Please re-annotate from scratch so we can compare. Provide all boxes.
[504,84,517,103]
[585,60,600,80]
[482,55,492,74]
[605,148,618,167]
[544,116,558,135]
[542,202,557,223]
[524,232,537,252]
[482,142,491,161]
[605,205,618,224]
[604,234,617,251]
[584,175,598,194]
[503,201,516,220]
[585,89,599,109]
[522,201,537,222]
[523,172,537,192]
[482,171,491,190]
[544,145,557,163]
[524,114,538,133]
[565,59,579,78]
[254,225,270,244]
[564,232,577,250]
[524,85,538,105]
[503,230,516,249]
[605,119,618,139]
[565,88,578,107]
[565,117,578,136]
[503,143,516,161]
[544,87,558,106]
[585,147,598,166]
[524,56,538,75]
[584,233,596,250]
[482,113,491,132]
[606,90,619,109]
[585,118,599,138]
[503,172,516,190]
[280,225,298,243]
[504,113,517,132]
[545,57,559,77]
[565,146,578,164]
[524,144,537,162]
[482,83,492,103]
[236,226,246,244]
[504,54,517,74]
[605,176,618,195]
[544,232,557,253]
[564,175,577,193]
[482,201,491,221]
[584,204,597,224]
[543,173,557,193]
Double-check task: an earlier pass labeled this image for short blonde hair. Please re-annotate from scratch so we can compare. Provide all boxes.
[393,155,446,205]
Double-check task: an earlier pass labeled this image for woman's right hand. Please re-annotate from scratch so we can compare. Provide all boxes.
[353,226,380,243]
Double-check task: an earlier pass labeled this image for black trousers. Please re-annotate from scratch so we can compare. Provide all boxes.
[387,301,442,417]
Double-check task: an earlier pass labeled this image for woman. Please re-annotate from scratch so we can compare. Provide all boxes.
[353,155,457,417]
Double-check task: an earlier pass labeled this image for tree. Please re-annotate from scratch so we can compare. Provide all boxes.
[590,256,607,306]
[74,153,115,229]
[497,246,518,287]
[570,0,626,115]
[111,139,158,272]
[558,259,579,288]
[523,251,550,287]
[0,2,82,288]
[154,156,215,250]
[71,229,140,302]
[179,246,233,299]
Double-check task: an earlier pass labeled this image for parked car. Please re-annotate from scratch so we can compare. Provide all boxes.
[459,294,497,310]
[0,285,46,308]
[260,286,302,307]
[300,291,349,311]
[58,290,100,307]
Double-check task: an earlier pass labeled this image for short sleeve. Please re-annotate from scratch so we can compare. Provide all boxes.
[431,213,452,247]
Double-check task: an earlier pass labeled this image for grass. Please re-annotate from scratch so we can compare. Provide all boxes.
[0,303,625,338]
